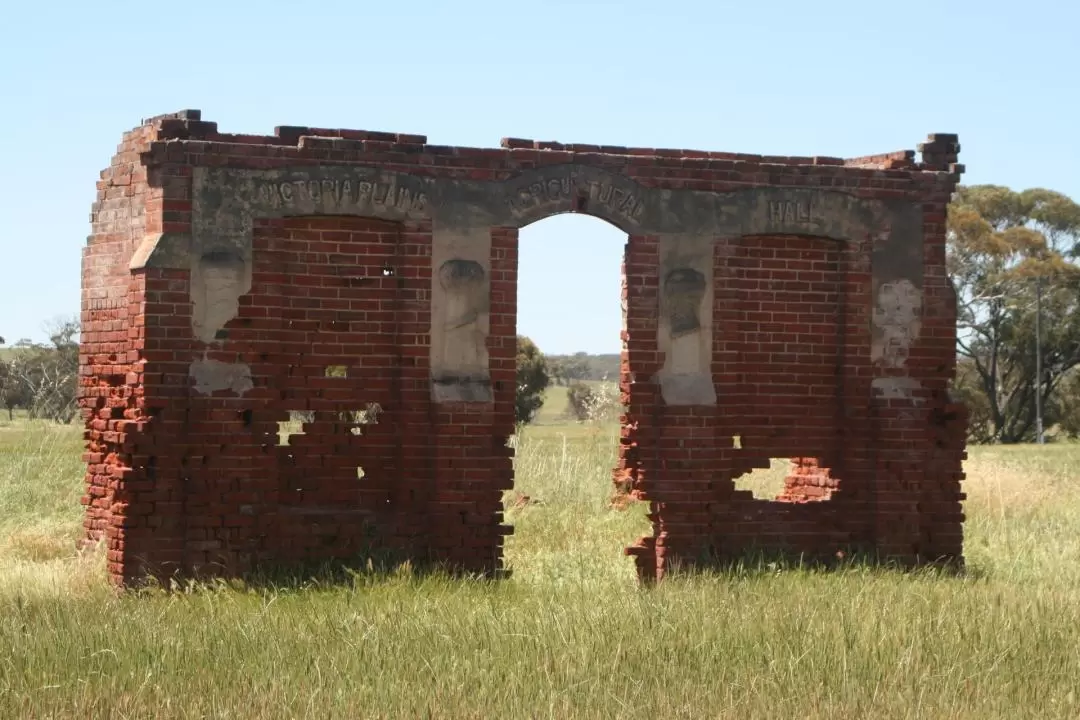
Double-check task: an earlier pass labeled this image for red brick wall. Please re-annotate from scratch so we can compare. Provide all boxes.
[722,235,855,546]
[163,215,437,575]
[80,111,967,586]
[781,458,840,502]
[732,235,847,453]
[79,121,158,581]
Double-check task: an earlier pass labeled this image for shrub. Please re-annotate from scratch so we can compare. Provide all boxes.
[515,336,550,425]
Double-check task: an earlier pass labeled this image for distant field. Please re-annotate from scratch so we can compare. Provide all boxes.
[532,380,611,424]
[2,404,1080,717]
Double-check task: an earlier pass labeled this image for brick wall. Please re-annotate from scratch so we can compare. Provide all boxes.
[80,119,158,580]
[80,111,968,586]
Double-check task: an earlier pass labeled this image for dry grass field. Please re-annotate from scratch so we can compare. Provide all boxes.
[1,392,1079,718]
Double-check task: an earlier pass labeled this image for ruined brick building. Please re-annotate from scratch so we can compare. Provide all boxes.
[80,110,968,587]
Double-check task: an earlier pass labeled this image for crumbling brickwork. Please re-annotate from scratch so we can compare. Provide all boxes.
[80,110,968,586]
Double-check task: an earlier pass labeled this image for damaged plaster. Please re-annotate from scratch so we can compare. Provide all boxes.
[871,278,923,369]
[178,165,906,243]
[871,376,924,403]
[190,248,252,344]
[164,165,926,406]
[655,235,717,406]
[189,355,254,396]
[868,206,926,402]
[430,227,493,403]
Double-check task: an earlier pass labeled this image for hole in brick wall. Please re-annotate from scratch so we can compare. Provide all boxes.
[277,410,314,446]
[338,402,382,436]
[381,264,395,276]
[732,434,742,449]
[733,458,790,500]
[342,403,382,482]
[732,457,839,502]
[325,365,348,377]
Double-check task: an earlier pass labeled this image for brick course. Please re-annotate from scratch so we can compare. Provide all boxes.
[80,111,968,586]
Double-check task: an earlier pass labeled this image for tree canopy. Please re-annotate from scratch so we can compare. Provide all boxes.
[1,316,80,423]
[948,185,1080,443]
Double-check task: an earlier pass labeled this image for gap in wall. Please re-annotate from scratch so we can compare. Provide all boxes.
[505,212,644,582]
[732,457,840,502]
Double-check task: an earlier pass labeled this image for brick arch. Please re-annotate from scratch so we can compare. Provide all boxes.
[514,208,631,235]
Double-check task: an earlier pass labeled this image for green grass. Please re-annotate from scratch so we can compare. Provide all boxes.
[531,381,606,424]
[532,382,573,423]
[2,408,1080,718]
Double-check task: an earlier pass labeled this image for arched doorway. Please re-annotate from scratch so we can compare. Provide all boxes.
[501,212,649,582]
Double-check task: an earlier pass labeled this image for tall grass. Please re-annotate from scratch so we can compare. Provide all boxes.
[2,416,1080,718]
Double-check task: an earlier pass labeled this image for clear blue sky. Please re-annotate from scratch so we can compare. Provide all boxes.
[1,0,1077,354]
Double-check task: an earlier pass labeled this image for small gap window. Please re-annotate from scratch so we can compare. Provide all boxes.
[277,410,314,446]
[732,458,790,500]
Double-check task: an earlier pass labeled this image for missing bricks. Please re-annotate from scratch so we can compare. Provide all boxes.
[81,113,967,587]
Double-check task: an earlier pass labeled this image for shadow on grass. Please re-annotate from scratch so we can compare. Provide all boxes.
[125,545,984,597]
[129,550,512,597]
[654,547,981,584]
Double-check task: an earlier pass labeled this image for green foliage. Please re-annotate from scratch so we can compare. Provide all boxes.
[565,381,593,421]
[546,353,620,386]
[546,352,589,386]
[952,356,995,443]
[948,185,1080,443]
[565,381,622,423]
[514,335,550,425]
[1050,369,1080,439]
[2,317,80,423]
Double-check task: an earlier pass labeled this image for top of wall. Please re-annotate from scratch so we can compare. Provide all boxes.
[133,109,964,179]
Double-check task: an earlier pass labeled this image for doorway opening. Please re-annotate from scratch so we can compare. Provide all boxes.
[502,213,646,583]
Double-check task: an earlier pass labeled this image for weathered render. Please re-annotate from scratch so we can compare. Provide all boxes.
[80,110,968,586]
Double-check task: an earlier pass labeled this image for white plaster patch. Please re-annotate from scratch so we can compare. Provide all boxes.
[871,376,924,403]
[872,278,922,368]
[429,226,492,403]
[656,235,716,406]
[656,371,717,406]
[191,251,251,344]
[189,357,254,396]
